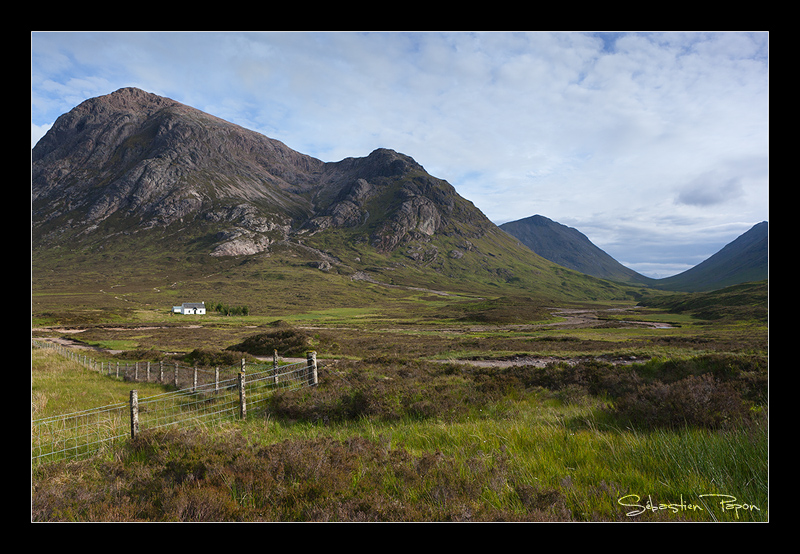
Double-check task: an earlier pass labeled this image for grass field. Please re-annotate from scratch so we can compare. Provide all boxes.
[31,274,768,522]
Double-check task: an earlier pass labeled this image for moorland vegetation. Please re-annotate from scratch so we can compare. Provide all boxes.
[31,274,768,522]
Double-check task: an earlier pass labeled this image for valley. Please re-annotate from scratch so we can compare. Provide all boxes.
[31,88,768,522]
[31,255,765,383]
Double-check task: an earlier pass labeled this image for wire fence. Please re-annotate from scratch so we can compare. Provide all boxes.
[31,339,318,466]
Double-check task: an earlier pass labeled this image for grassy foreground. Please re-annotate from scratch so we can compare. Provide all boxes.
[31,345,768,522]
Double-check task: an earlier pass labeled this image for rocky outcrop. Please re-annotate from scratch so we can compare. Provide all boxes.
[371,195,442,252]
[305,178,375,232]
[210,234,273,257]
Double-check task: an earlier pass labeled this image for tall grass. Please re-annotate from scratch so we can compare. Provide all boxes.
[368,398,768,521]
[31,348,169,418]
[32,350,767,521]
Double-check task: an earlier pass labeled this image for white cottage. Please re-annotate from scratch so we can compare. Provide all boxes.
[172,302,207,315]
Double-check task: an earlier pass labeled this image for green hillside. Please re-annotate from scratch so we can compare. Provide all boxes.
[652,222,768,292]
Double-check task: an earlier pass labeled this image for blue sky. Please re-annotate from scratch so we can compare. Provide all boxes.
[31,31,769,278]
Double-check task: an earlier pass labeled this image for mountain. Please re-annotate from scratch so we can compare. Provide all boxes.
[32,88,632,304]
[500,214,768,292]
[31,87,488,257]
[499,215,653,285]
[32,87,325,256]
[651,221,768,292]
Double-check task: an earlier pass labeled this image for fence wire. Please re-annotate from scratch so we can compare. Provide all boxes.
[32,340,317,465]
[32,402,129,465]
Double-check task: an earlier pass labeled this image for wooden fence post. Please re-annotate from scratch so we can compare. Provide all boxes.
[215,367,220,393]
[307,351,318,387]
[238,372,246,420]
[174,363,179,388]
[273,349,279,384]
[130,390,139,440]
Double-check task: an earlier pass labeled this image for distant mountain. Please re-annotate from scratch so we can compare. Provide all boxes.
[652,221,768,292]
[31,87,632,302]
[500,215,768,292]
[499,215,653,285]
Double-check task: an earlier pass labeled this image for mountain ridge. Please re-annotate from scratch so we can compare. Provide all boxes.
[32,87,325,241]
[651,221,768,292]
[500,214,767,292]
[31,88,494,254]
[35,87,763,302]
[33,87,634,304]
[499,215,653,285]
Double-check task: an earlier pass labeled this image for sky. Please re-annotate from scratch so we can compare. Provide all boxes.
[31,31,769,278]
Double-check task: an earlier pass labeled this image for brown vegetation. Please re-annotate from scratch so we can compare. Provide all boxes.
[32,428,573,522]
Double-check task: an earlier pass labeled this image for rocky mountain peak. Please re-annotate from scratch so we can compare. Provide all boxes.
[31,89,493,262]
[32,88,181,163]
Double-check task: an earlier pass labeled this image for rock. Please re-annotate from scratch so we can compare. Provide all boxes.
[210,235,271,257]
[309,260,332,271]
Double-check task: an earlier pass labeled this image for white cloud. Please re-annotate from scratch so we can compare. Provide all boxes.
[31,123,51,149]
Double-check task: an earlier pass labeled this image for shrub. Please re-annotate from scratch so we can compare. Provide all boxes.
[611,373,752,429]
[33,426,580,521]
[210,302,250,316]
[267,358,486,424]
[226,328,312,357]
[114,348,165,361]
[180,348,253,367]
[470,356,763,430]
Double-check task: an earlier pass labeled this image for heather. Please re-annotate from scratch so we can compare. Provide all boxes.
[32,350,767,522]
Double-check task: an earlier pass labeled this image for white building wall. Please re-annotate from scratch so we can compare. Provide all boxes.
[174,302,206,314]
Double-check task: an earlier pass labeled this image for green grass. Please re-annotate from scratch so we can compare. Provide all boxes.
[639,281,768,322]
[31,346,768,521]
[31,348,171,418]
